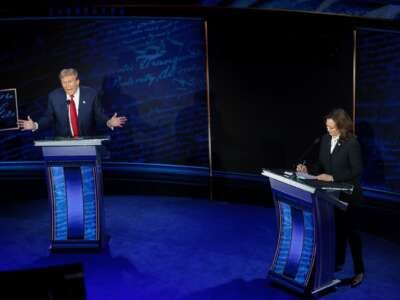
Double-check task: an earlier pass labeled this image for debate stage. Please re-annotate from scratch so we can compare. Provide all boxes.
[1,192,399,300]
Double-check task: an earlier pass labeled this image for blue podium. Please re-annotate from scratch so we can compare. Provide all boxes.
[35,137,109,251]
[262,169,350,295]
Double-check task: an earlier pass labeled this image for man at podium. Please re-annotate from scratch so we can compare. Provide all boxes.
[17,69,125,251]
[17,68,127,137]
[297,108,365,287]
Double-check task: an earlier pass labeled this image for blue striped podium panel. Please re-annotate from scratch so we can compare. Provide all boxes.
[35,137,109,251]
[261,169,350,295]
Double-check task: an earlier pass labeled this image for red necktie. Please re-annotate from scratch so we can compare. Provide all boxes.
[69,95,79,137]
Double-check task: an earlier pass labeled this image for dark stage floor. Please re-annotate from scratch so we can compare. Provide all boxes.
[0,195,399,299]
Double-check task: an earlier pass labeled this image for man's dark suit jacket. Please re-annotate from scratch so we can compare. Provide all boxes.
[37,86,108,137]
[312,133,363,205]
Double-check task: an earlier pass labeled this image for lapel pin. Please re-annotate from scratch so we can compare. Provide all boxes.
[82,100,86,104]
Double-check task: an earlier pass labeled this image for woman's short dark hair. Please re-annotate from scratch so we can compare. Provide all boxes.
[325,108,354,139]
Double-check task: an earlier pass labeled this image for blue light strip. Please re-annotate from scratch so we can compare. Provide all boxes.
[294,211,314,285]
[102,162,209,177]
[4,162,399,202]
[81,165,97,240]
[50,167,68,241]
[273,202,292,274]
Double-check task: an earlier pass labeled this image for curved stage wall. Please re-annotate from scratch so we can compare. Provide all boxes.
[0,18,209,167]
[356,28,400,202]
[1,12,400,205]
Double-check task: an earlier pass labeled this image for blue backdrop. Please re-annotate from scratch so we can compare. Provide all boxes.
[0,89,18,131]
[0,18,209,166]
[356,28,400,199]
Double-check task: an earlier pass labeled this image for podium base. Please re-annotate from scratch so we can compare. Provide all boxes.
[311,279,341,295]
[268,271,341,295]
[49,240,105,253]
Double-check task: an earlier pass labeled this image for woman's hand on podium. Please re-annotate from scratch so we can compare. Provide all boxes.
[296,164,308,173]
[317,173,334,182]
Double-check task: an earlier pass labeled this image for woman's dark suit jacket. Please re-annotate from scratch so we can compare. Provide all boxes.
[313,133,363,205]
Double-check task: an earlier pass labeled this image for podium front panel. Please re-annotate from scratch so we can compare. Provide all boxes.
[49,164,100,245]
[263,170,341,294]
[34,140,107,251]
[269,190,315,292]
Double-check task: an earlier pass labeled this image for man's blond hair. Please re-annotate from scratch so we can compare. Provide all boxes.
[59,68,79,80]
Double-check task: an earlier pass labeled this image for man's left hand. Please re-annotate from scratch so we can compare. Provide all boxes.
[107,113,127,129]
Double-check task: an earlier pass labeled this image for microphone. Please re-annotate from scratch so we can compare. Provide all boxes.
[295,137,320,166]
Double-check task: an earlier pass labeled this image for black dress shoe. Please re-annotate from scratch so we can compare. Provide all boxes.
[351,273,364,288]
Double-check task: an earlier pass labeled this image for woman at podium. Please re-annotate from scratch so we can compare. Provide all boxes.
[297,108,365,288]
